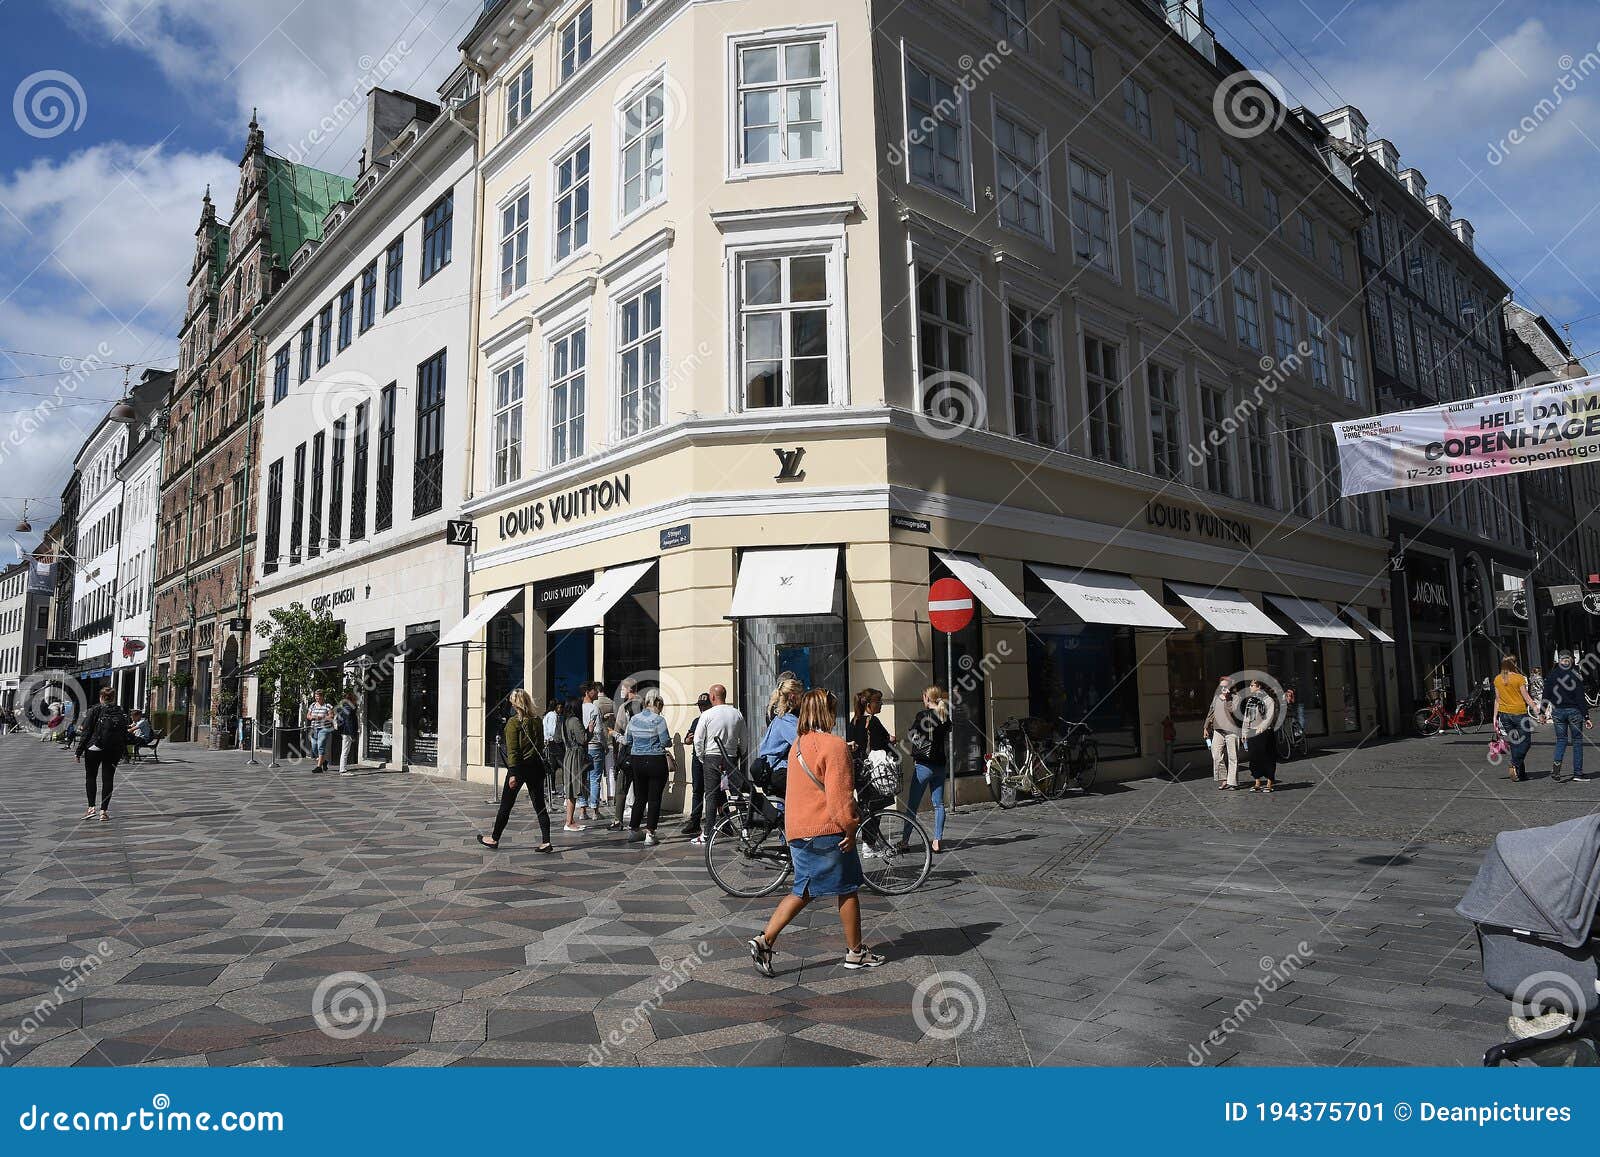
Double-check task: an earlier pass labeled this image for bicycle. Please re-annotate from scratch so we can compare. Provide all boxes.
[704,785,933,899]
[1049,718,1100,793]
[1414,697,1486,737]
[1274,716,1308,761]
[986,717,1099,806]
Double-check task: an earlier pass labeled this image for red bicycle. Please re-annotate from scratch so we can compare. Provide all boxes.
[1414,697,1486,736]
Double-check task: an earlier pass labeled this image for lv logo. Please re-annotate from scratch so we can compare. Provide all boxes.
[773,447,806,481]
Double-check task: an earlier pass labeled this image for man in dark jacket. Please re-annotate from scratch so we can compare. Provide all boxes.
[1543,651,1593,783]
[75,688,131,821]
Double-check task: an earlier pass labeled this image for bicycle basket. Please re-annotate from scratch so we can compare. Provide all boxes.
[856,749,902,802]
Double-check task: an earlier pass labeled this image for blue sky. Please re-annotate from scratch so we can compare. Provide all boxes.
[1,0,1597,541]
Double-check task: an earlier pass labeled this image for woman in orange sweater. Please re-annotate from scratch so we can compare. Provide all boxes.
[748,688,886,976]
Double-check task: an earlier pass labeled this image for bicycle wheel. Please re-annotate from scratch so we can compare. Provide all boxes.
[986,750,1019,808]
[857,808,933,895]
[1274,728,1291,761]
[705,811,791,898]
[1414,708,1440,737]
[1030,752,1059,799]
[1072,740,1099,792]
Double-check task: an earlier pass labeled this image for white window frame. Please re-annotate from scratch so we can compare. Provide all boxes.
[490,357,525,489]
[1081,326,1129,466]
[1129,188,1172,304]
[1122,76,1153,141]
[547,323,588,469]
[989,0,1029,48]
[1184,228,1220,330]
[497,184,530,305]
[912,257,980,415]
[1262,184,1282,236]
[1286,421,1316,518]
[550,132,593,271]
[1297,213,1316,258]
[1059,24,1095,97]
[1246,406,1277,509]
[558,3,593,82]
[611,269,667,443]
[1339,330,1362,402]
[615,70,669,227]
[901,48,973,206]
[991,100,1050,244]
[726,235,848,413]
[1199,382,1234,496]
[1002,288,1063,447]
[1270,285,1298,364]
[1307,311,1330,389]
[1329,238,1346,282]
[1232,264,1262,351]
[1174,114,1204,175]
[726,25,841,180]
[504,61,534,134]
[1222,151,1246,208]
[1067,152,1117,278]
[1146,359,1184,481]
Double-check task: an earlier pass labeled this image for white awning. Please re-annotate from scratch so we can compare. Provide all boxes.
[1028,564,1182,629]
[549,560,656,632]
[1265,595,1363,640]
[435,587,522,648]
[728,547,839,618]
[936,553,1034,620]
[1168,582,1287,636]
[1340,605,1395,644]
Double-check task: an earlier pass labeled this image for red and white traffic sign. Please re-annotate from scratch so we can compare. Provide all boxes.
[928,577,975,634]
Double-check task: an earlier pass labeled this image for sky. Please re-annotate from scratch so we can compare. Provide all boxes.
[0,0,1597,548]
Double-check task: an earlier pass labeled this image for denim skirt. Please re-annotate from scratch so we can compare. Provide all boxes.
[789,833,864,898]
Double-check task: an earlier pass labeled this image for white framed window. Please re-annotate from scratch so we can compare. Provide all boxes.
[625,0,653,19]
[989,0,1028,48]
[1338,330,1361,401]
[1392,298,1412,379]
[993,107,1046,239]
[1068,156,1113,273]
[732,30,834,176]
[1322,432,1346,529]
[1329,238,1345,281]
[1246,409,1275,507]
[505,62,534,133]
[916,265,974,387]
[1130,193,1170,302]
[1174,115,1203,175]
[1200,384,1233,496]
[1307,311,1330,388]
[618,78,667,220]
[1297,213,1316,258]
[617,282,663,439]
[553,138,591,263]
[1184,229,1219,328]
[905,56,967,200]
[1006,301,1056,445]
[559,4,593,81]
[1083,334,1125,465]
[1060,25,1095,96]
[1262,185,1282,235]
[1147,362,1183,480]
[1233,265,1262,350]
[1271,286,1297,363]
[1122,76,1153,141]
[1222,152,1245,207]
[1287,425,1315,517]
[737,248,837,409]
[499,187,529,299]
[491,361,524,487]
[549,327,587,467]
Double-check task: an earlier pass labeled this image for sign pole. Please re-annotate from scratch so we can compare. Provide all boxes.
[945,629,955,817]
[928,576,976,823]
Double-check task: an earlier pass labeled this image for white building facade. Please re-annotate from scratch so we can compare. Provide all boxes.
[111,376,169,710]
[0,560,52,711]
[71,414,130,694]
[248,80,480,776]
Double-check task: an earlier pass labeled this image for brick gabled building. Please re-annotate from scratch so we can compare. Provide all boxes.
[152,113,353,744]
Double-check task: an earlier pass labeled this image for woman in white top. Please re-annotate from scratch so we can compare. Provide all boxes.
[305,690,334,774]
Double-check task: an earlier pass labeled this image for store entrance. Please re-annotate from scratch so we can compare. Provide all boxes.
[1265,640,1328,737]
[403,623,440,766]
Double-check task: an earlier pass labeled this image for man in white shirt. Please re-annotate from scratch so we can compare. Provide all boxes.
[692,684,746,844]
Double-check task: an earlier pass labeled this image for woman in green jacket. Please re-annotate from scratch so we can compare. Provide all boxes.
[478,689,554,852]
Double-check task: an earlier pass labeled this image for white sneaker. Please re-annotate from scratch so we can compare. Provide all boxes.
[643,831,658,847]
[563,823,586,833]
[690,835,707,846]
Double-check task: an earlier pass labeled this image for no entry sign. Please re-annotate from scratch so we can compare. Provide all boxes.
[929,577,975,634]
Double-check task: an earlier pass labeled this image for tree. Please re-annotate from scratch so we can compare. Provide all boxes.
[254,603,346,724]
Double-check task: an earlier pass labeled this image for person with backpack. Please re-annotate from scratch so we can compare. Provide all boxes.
[479,689,555,853]
[691,684,747,845]
[334,690,360,775]
[748,688,885,977]
[76,687,130,822]
[905,685,951,853]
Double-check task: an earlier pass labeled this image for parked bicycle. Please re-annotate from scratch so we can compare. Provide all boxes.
[1275,715,1308,761]
[1414,697,1487,737]
[985,716,1099,808]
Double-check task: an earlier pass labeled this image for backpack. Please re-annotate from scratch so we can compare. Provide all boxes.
[86,705,131,752]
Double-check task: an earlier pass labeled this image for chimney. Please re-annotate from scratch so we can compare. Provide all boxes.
[1451,218,1475,250]
[363,89,442,176]
[1319,105,1369,148]
[1399,168,1428,201]
[1425,193,1453,224]
[1366,139,1400,175]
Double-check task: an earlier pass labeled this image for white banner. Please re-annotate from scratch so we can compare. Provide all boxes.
[1334,373,1600,496]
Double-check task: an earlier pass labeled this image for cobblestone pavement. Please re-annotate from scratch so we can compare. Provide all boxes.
[1,726,1594,1067]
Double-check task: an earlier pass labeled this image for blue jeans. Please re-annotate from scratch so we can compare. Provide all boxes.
[1500,712,1533,773]
[587,746,604,809]
[905,760,946,843]
[1552,707,1586,775]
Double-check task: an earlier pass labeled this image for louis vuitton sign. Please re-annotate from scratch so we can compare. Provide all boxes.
[498,474,633,540]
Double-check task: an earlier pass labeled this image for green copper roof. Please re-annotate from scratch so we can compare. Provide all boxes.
[262,156,355,269]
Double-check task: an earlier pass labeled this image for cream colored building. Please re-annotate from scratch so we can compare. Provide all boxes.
[453,0,1398,795]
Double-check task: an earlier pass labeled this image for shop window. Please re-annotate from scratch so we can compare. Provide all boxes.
[738,553,847,742]
[403,624,440,766]
[363,629,395,763]
[1164,606,1243,735]
[1024,573,1141,760]
[602,565,660,695]
[1266,639,1328,737]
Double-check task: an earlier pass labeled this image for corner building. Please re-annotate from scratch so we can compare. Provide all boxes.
[457,0,1397,792]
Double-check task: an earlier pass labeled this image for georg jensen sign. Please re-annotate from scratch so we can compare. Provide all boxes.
[498,473,633,540]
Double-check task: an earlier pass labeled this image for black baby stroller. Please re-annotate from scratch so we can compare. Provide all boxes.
[1456,814,1600,1066]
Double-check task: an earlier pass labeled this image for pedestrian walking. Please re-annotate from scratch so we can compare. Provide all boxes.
[691,684,747,845]
[609,680,642,831]
[748,689,885,977]
[75,687,130,822]
[1493,655,1540,783]
[756,677,804,787]
[624,689,673,845]
[847,688,896,760]
[683,692,712,836]
[560,698,590,832]
[304,689,333,774]
[479,690,555,853]
[334,690,359,775]
[1242,679,1278,793]
[904,685,950,853]
[1204,678,1240,790]
[1543,651,1592,783]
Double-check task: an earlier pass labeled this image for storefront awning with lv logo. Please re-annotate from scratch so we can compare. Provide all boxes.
[1166,582,1286,636]
[935,553,1034,620]
[727,547,839,618]
[1339,605,1395,644]
[1027,564,1182,629]
[1264,595,1364,641]
[548,560,656,632]
[436,587,523,647]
